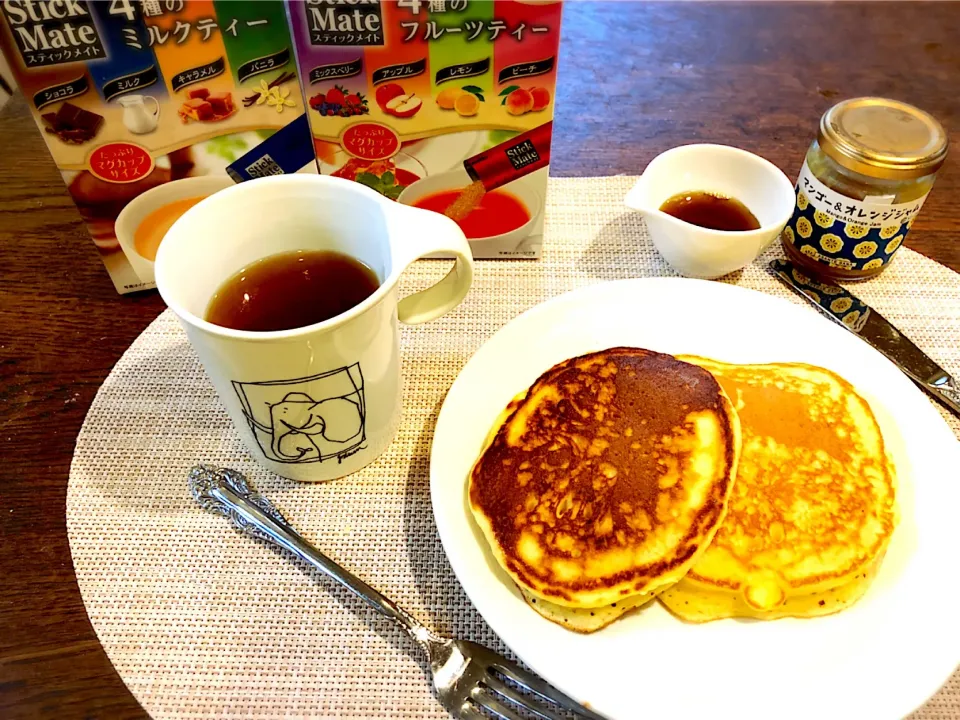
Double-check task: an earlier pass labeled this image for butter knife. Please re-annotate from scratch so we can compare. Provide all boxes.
[770,259,960,417]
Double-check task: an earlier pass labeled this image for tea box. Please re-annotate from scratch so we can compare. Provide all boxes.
[0,0,316,293]
[286,0,563,258]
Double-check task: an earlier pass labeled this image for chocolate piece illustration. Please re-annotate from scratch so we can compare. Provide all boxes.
[42,101,104,144]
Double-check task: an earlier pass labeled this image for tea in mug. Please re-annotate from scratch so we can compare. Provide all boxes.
[205,250,380,332]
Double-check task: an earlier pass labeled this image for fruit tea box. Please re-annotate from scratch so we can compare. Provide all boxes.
[286,0,562,258]
[0,0,316,294]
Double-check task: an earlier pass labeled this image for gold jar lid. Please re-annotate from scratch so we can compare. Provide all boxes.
[818,97,948,180]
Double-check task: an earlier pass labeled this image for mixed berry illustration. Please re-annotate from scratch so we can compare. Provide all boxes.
[309,85,370,118]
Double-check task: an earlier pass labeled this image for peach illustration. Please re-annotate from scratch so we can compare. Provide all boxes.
[505,88,534,116]
[529,86,551,112]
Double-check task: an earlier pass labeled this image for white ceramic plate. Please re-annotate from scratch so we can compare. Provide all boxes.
[430,278,960,720]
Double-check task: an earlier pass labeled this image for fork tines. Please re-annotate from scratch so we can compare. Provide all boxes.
[463,653,606,720]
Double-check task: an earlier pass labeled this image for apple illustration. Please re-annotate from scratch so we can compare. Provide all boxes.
[385,93,423,118]
[376,83,405,111]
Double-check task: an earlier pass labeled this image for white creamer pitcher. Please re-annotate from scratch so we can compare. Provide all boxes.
[118,94,160,134]
[625,144,795,279]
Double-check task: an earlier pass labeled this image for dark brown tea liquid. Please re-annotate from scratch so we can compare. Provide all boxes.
[205,250,379,332]
[659,191,760,231]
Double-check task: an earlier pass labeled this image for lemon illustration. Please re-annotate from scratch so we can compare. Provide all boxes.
[803,289,821,304]
[880,225,899,239]
[886,234,903,254]
[436,87,465,110]
[830,297,853,314]
[454,92,480,117]
[830,257,853,270]
[796,216,813,239]
[862,258,884,271]
[814,210,834,229]
[853,241,878,259]
[844,223,868,239]
[782,226,796,245]
[842,310,862,329]
[819,284,843,296]
[797,192,809,211]
[819,234,843,253]
[907,216,916,229]
[792,268,810,285]
[800,244,820,261]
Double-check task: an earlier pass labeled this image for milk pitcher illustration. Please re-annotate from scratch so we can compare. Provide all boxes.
[119,95,160,135]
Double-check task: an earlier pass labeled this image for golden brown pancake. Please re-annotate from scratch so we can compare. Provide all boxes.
[469,348,741,616]
[516,583,664,633]
[660,358,897,622]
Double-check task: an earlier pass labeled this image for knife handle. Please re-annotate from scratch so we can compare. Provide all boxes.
[770,259,870,331]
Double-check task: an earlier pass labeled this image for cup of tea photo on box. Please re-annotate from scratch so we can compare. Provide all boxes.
[0,0,317,294]
[287,0,562,259]
[153,174,474,482]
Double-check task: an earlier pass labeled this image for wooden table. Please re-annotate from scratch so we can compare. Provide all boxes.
[1,3,958,718]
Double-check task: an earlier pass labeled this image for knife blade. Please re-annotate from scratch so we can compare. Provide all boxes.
[770,259,960,417]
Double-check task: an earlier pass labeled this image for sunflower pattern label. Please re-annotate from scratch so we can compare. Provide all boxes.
[783,160,929,272]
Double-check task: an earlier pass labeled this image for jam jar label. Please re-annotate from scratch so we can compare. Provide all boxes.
[784,160,929,272]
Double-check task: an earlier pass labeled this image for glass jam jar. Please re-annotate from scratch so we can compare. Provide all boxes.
[782,97,947,281]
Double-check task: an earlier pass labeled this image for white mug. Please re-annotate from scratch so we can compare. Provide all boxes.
[155,174,474,482]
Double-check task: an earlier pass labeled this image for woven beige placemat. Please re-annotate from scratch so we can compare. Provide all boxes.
[68,176,960,719]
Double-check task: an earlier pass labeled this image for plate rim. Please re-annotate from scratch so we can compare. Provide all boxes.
[430,276,960,720]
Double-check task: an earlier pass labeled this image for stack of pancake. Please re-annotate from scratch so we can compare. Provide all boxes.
[468,347,897,632]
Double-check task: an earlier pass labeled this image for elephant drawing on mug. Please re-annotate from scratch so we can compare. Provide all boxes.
[267,392,364,461]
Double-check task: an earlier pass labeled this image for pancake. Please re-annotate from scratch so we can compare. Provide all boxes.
[517,583,664,633]
[660,358,897,622]
[468,347,741,619]
[478,396,664,633]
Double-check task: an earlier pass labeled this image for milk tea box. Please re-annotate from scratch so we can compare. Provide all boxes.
[287,0,562,258]
[0,0,316,293]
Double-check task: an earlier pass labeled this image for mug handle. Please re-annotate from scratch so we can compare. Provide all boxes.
[391,204,474,325]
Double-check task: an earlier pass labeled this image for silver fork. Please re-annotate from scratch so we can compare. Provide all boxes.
[188,465,606,720]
